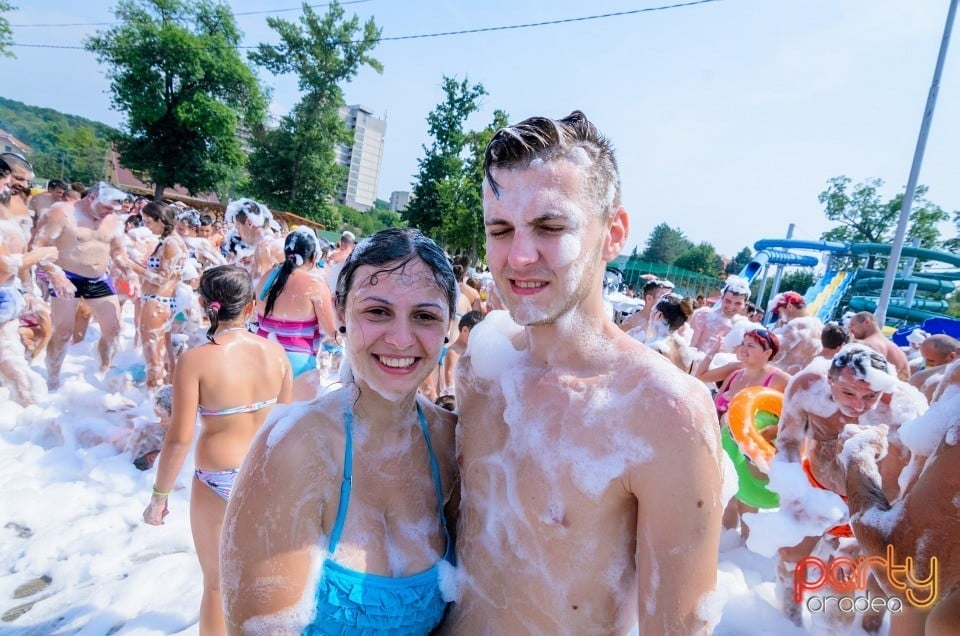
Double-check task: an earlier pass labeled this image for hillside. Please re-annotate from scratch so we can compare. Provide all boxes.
[0,97,119,184]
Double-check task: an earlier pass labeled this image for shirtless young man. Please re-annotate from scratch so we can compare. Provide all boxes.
[447,112,723,634]
[849,311,910,379]
[908,334,960,402]
[774,343,927,627]
[688,276,750,354]
[842,360,960,635]
[28,179,68,220]
[225,198,283,283]
[619,277,674,341]
[0,153,35,222]
[33,182,138,389]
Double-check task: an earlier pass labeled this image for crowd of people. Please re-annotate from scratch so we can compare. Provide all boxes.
[1,109,959,635]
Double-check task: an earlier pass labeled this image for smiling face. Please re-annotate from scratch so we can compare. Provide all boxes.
[735,334,773,367]
[720,291,747,319]
[828,367,884,417]
[340,258,451,401]
[483,160,618,327]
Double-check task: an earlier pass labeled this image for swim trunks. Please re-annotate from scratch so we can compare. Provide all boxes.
[50,270,116,299]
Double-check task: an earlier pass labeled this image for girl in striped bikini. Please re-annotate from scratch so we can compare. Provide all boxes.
[255,227,338,401]
[143,264,292,635]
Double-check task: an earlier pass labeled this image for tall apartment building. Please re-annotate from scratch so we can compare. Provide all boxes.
[389,190,412,212]
[337,105,386,212]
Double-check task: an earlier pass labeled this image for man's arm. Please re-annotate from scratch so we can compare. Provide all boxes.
[775,373,815,463]
[32,206,74,296]
[630,381,722,634]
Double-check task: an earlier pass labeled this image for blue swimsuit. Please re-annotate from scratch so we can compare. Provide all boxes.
[303,403,453,635]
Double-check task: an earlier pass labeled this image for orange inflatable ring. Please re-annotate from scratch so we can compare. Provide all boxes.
[726,385,781,471]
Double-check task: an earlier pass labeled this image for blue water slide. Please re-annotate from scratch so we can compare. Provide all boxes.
[739,249,819,283]
[754,239,849,253]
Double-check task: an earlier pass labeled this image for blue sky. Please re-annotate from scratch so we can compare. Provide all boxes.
[3,0,959,258]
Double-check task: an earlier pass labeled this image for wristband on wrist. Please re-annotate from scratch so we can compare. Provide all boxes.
[152,485,171,497]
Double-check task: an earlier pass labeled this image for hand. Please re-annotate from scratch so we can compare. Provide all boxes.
[50,274,76,298]
[840,424,888,469]
[126,274,141,299]
[36,246,58,264]
[143,495,169,525]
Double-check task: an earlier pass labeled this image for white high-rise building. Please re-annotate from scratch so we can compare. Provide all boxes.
[337,105,386,212]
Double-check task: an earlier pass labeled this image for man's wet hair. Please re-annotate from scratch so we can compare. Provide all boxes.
[483,110,621,219]
[0,152,32,172]
[335,228,457,321]
[0,157,10,178]
[47,179,69,191]
[924,333,960,356]
[642,278,674,298]
[199,213,214,227]
[828,343,890,381]
[821,322,851,349]
[459,310,484,332]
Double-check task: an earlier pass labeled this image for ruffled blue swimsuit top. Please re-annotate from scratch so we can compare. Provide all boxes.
[303,403,453,635]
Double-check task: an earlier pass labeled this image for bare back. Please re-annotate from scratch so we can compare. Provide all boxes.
[177,332,292,470]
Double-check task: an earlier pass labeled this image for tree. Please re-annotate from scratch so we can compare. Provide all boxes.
[725,246,753,275]
[639,223,693,264]
[437,109,509,263]
[944,211,960,253]
[0,1,15,58]
[246,1,381,226]
[819,176,949,268]
[675,242,723,276]
[778,270,815,296]
[338,204,404,236]
[404,77,486,235]
[85,0,266,198]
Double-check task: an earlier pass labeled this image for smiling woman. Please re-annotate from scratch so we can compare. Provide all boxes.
[221,228,460,635]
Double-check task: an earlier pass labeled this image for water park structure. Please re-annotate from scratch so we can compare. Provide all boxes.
[742,238,960,339]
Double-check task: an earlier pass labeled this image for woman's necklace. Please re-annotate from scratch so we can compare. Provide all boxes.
[216,326,248,337]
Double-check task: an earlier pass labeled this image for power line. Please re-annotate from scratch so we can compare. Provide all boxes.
[9,0,373,28]
[11,0,721,50]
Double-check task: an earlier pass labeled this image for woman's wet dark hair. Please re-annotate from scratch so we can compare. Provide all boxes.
[199,265,253,343]
[335,228,457,320]
[124,214,143,230]
[142,201,177,239]
[655,294,695,331]
[263,229,319,317]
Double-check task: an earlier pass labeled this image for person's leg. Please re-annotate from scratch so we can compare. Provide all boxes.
[0,320,45,405]
[139,299,172,390]
[47,295,80,389]
[442,348,459,395]
[87,296,122,374]
[72,300,92,343]
[190,476,228,636]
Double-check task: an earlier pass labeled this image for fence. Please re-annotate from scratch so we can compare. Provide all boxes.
[619,259,725,298]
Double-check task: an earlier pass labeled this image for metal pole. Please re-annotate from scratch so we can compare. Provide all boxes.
[902,238,922,311]
[876,0,959,324]
[765,223,795,322]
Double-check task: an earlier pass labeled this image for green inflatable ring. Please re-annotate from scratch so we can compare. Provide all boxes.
[722,409,780,509]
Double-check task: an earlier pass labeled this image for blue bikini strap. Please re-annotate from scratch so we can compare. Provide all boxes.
[257,267,282,302]
[416,403,451,545]
[328,407,354,554]
[327,403,448,554]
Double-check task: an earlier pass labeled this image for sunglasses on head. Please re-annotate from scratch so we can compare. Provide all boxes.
[746,328,777,349]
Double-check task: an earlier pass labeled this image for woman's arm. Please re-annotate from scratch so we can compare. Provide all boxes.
[143,349,200,524]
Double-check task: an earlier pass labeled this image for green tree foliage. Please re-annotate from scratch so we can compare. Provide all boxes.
[639,223,693,265]
[675,242,723,276]
[0,1,14,58]
[725,246,753,275]
[778,269,815,296]
[0,97,116,183]
[404,77,487,236]
[819,176,950,268]
[85,0,266,198]
[437,110,509,264]
[944,211,960,253]
[338,204,404,236]
[246,1,381,226]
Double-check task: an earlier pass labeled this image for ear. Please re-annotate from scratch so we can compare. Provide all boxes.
[333,293,345,330]
[602,206,629,262]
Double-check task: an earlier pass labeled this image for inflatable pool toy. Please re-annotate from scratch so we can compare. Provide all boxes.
[726,386,781,470]
[722,409,780,509]
[723,386,783,508]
